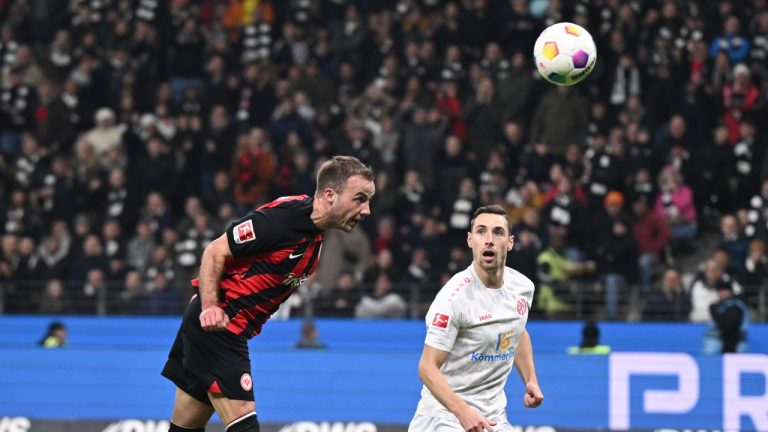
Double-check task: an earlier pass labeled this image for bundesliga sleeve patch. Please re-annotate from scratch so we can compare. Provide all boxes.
[233,220,256,244]
[431,313,449,328]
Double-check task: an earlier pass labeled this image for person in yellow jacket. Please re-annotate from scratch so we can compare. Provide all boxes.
[567,321,611,354]
[536,232,595,317]
[39,322,67,348]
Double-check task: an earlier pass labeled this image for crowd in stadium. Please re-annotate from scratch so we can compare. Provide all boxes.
[0,0,766,323]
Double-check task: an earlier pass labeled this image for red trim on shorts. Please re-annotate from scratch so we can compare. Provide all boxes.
[209,380,222,394]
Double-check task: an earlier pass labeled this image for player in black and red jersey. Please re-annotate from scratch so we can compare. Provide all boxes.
[161,156,375,432]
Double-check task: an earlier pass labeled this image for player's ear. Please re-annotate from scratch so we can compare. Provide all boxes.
[508,235,515,251]
[324,187,336,204]
[466,231,472,247]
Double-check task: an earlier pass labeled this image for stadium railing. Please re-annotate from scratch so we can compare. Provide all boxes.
[0,280,765,322]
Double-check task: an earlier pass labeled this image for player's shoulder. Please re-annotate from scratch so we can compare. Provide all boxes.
[505,266,534,286]
[256,195,315,225]
[504,267,536,297]
[258,195,312,213]
[434,267,474,299]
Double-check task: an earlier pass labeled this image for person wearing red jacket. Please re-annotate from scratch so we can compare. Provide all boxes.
[633,198,671,295]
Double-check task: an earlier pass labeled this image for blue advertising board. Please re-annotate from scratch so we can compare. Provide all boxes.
[0,317,766,431]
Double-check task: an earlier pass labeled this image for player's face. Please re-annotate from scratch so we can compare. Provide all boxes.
[329,175,375,232]
[467,213,514,271]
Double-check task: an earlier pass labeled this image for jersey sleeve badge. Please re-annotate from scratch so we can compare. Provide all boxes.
[233,220,256,244]
[431,313,450,328]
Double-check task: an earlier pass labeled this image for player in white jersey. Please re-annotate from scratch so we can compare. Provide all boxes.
[409,205,544,432]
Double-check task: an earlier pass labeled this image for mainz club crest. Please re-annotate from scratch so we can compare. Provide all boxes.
[517,298,528,316]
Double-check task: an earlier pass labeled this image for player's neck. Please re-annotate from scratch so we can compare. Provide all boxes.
[472,262,504,288]
[310,197,333,230]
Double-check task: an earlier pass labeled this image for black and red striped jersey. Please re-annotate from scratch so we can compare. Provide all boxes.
[192,195,323,339]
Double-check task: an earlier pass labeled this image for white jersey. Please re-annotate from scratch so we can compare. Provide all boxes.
[412,264,535,423]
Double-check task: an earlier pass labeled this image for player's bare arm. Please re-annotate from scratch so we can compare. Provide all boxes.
[513,330,544,408]
[418,345,497,432]
[198,234,234,331]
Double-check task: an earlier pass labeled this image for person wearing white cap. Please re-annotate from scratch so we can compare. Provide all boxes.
[84,107,125,156]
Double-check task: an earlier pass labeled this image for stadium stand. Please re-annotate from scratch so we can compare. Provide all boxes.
[0,0,766,324]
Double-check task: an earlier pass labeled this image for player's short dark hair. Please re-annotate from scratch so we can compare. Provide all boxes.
[315,155,374,196]
[469,205,511,233]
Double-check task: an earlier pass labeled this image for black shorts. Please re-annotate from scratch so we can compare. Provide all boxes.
[161,295,254,405]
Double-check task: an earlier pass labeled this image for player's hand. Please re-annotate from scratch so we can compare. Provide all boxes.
[524,381,544,408]
[456,405,496,432]
[199,306,229,331]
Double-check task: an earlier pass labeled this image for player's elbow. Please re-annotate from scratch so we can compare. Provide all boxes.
[417,358,434,384]
[203,235,232,260]
[417,362,428,384]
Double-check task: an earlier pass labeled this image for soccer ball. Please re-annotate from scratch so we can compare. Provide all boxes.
[533,22,597,86]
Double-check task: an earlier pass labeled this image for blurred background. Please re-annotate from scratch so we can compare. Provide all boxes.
[0,0,767,431]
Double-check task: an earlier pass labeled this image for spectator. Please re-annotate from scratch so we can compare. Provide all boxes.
[740,239,768,311]
[632,198,671,295]
[530,86,589,156]
[566,321,611,354]
[365,248,395,283]
[38,279,67,314]
[395,171,428,227]
[38,322,67,348]
[744,179,768,239]
[76,268,107,314]
[68,234,108,285]
[270,97,312,156]
[401,107,446,190]
[84,108,125,158]
[444,178,479,245]
[101,218,126,262]
[655,166,697,245]
[644,268,691,321]
[169,18,205,101]
[113,270,144,315]
[609,52,641,109]
[37,222,71,279]
[506,180,543,226]
[497,52,535,123]
[232,128,276,212]
[295,320,328,349]
[541,176,588,260]
[703,280,749,354]
[731,120,764,205]
[138,273,181,316]
[316,272,361,318]
[104,168,134,230]
[126,220,156,273]
[698,126,734,220]
[718,214,749,275]
[723,65,759,144]
[584,136,624,210]
[313,228,371,295]
[203,170,235,217]
[369,171,398,218]
[462,78,501,164]
[537,232,581,317]
[143,245,176,287]
[689,258,742,323]
[594,218,637,321]
[436,135,471,209]
[354,272,407,319]
[710,16,750,64]
[507,228,541,286]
